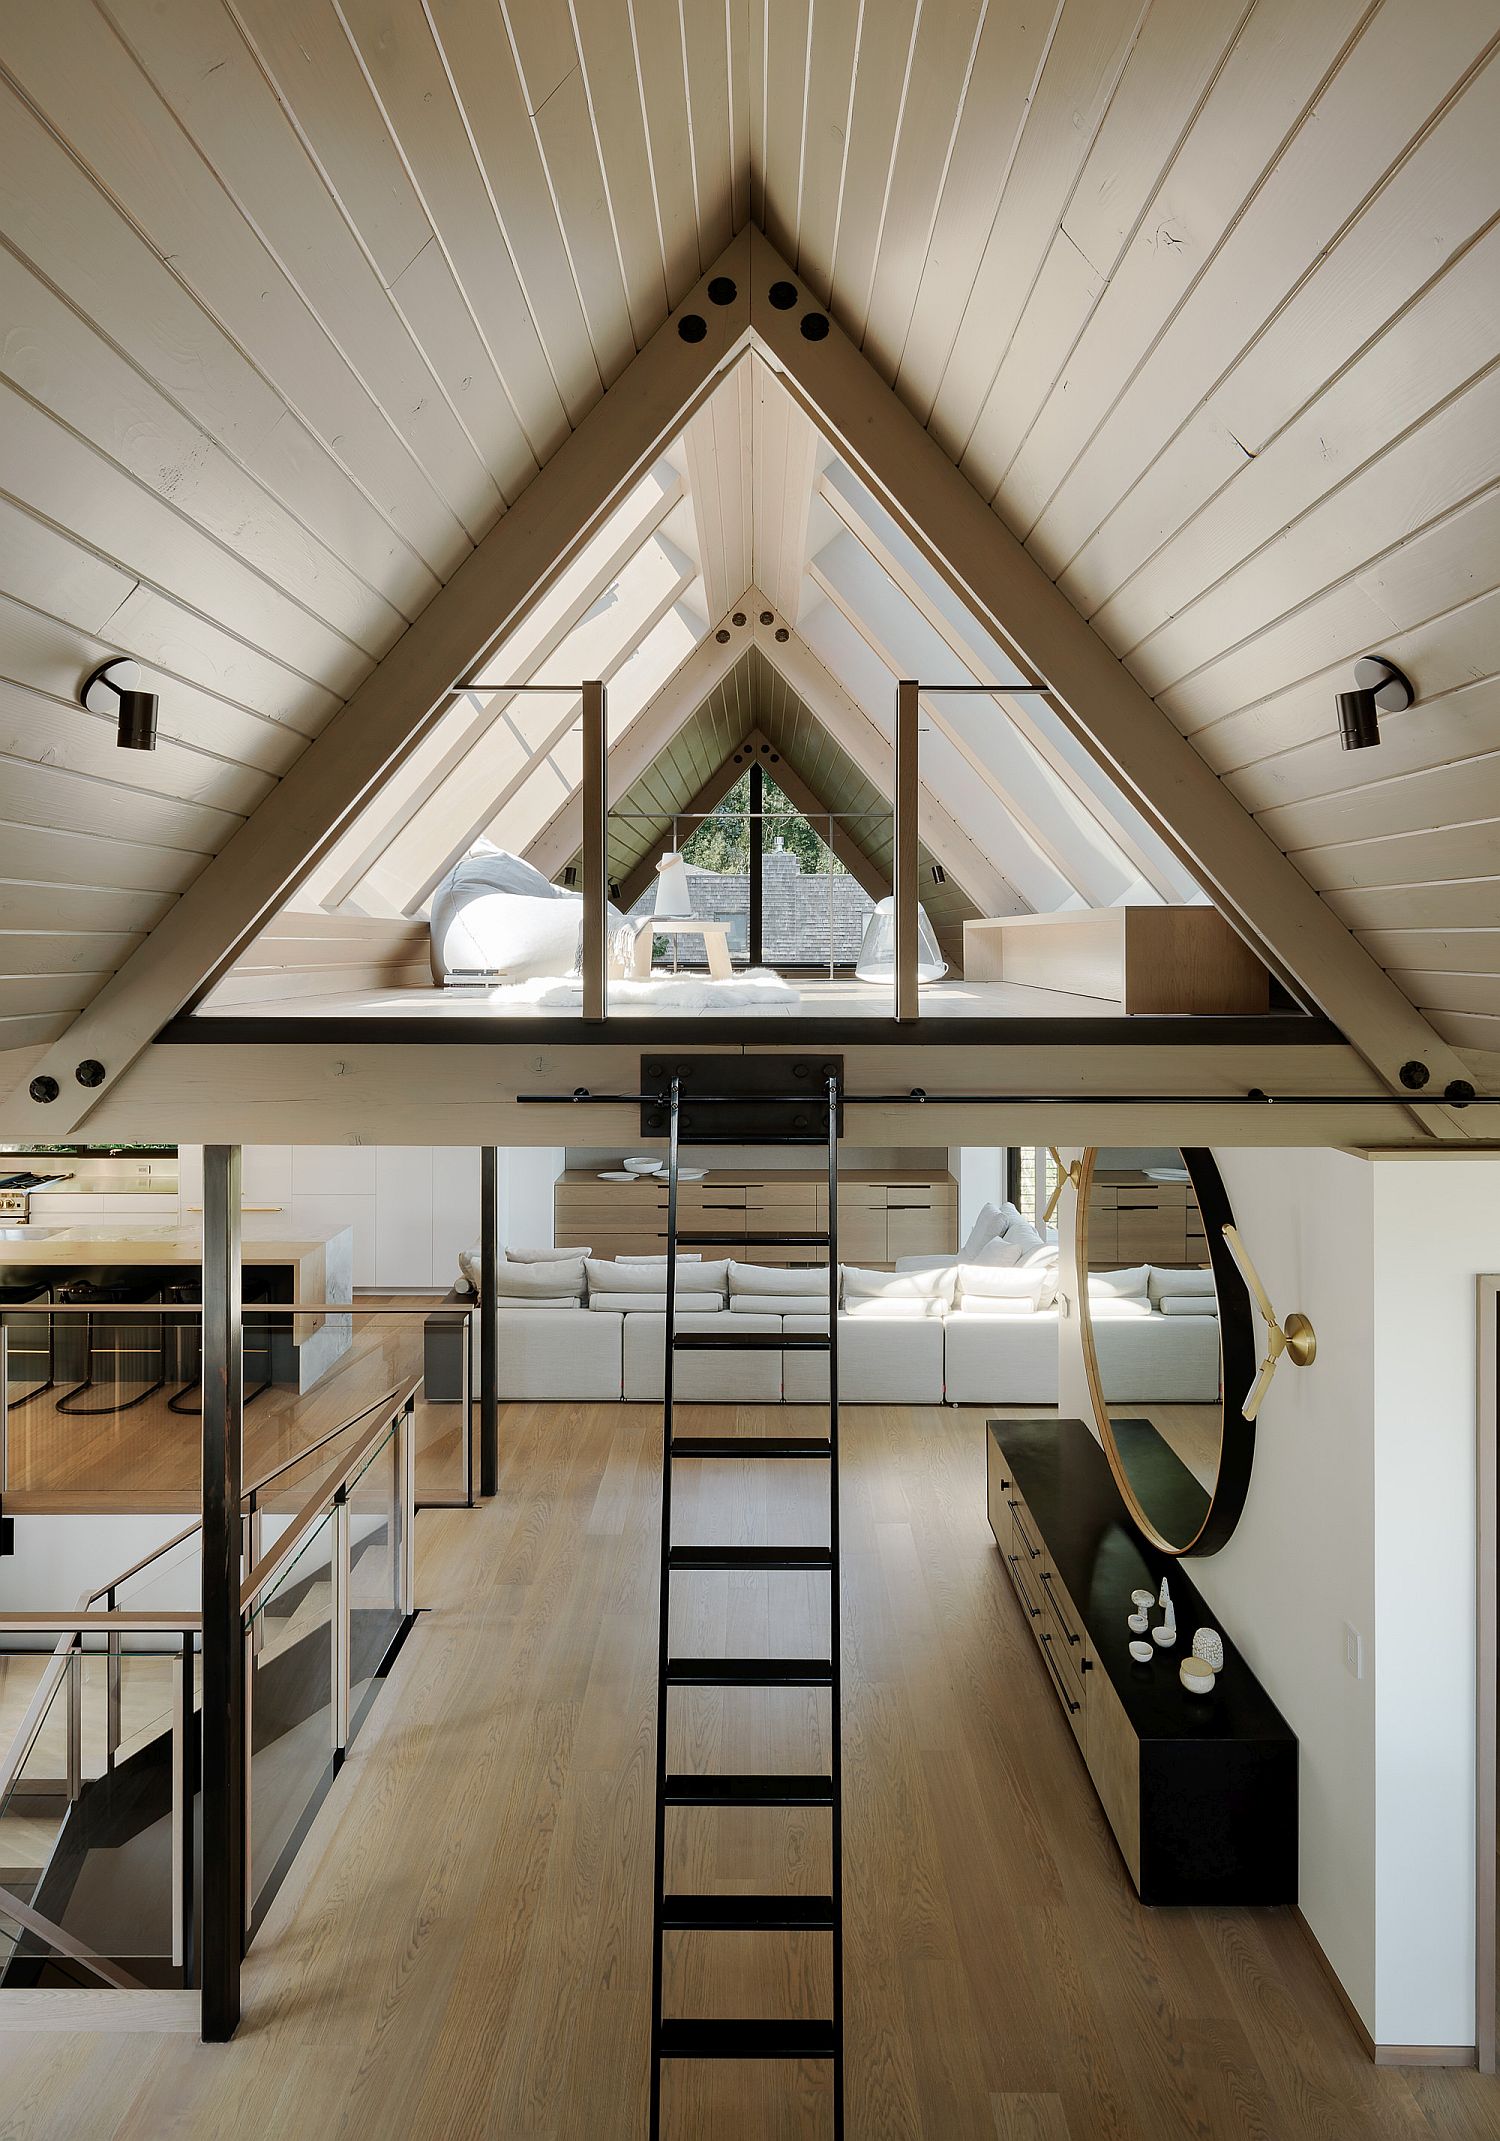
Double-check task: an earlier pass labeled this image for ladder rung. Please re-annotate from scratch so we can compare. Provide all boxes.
[665,1656,834,1688]
[658,2018,837,2061]
[660,1894,835,1933]
[668,1545,832,1572]
[672,1332,830,1352]
[670,1436,832,1459]
[663,1773,834,1808]
[675,1232,830,1246]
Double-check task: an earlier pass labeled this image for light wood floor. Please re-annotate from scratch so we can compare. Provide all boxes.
[1,1401,1496,2139]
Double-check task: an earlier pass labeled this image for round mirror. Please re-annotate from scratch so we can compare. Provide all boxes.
[1075,1147,1256,1556]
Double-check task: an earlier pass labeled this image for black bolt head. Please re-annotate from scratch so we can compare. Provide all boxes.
[75,1059,106,1088]
[29,1075,59,1103]
[1399,1060,1431,1090]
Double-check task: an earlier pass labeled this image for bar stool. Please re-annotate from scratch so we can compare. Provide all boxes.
[54,1271,167,1416]
[1,1271,57,1410]
[164,1275,275,1415]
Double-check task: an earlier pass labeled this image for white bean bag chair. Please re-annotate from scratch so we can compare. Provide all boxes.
[428,849,621,982]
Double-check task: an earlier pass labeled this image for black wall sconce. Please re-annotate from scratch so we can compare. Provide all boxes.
[1336,655,1413,751]
[82,658,159,751]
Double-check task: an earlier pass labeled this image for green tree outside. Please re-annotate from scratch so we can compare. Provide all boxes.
[682,770,845,876]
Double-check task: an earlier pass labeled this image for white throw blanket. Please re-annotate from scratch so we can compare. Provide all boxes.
[482,968,801,1009]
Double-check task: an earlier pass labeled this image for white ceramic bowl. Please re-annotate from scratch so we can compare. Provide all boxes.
[622,1157,663,1175]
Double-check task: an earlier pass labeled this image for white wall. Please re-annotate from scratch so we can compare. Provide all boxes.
[1055,1143,1500,2050]
[957,1147,1005,1244]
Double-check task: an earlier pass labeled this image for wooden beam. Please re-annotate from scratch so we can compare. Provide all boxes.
[18,237,753,1132]
[745,229,1475,1120]
[51,1034,1500,1150]
[581,680,606,1021]
[895,680,919,1023]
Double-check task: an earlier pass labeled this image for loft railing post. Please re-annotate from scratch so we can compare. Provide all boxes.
[0,1320,9,1490]
[171,1631,194,1978]
[332,1486,351,1758]
[201,1143,244,2041]
[480,1148,499,1498]
[895,679,920,1023]
[582,678,607,1020]
[65,1640,81,1802]
[105,1586,121,1771]
[461,1307,474,1508]
[400,1393,416,1616]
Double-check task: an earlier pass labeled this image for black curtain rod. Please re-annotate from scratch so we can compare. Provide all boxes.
[516,1086,1486,1109]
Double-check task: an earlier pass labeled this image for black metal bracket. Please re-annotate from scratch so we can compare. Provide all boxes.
[639,1054,844,1143]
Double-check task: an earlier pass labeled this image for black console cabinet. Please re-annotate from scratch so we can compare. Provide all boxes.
[988,1418,1297,1907]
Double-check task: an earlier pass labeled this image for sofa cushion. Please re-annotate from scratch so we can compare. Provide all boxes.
[950,1295,1038,1316]
[623,1312,781,1401]
[497,1296,581,1310]
[1087,1296,1152,1318]
[1158,1295,1218,1316]
[842,1263,958,1308]
[1147,1263,1216,1303]
[1000,1214,1045,1255]
[728,1260,831,1295]
[618,1251,701,1262]
[730,1293,828,1316]
[956,1262,1046,1304]
[586,1256,727,1294]
[845,1297,945,1319]
[1087,1264,1150,1299]
[586,1291,722,1313]
[781,1313,945,1403]
[458,1243,591,1290]
[494,1255,586,1301]
[957,1201,1006,1259]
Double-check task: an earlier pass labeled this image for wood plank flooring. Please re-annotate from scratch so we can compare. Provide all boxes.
[1,1400,1497,2138]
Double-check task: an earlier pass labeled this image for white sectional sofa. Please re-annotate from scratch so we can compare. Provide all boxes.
[431,1208,1223,1409]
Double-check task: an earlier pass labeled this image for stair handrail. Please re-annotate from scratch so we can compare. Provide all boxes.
[240,1383,416,1619]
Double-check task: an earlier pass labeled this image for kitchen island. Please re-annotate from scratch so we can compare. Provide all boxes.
[0,1219,353,1394]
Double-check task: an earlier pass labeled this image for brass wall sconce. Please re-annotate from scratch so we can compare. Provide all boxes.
[1221,1224,1317,1420]
[1041,1146,1083,1226]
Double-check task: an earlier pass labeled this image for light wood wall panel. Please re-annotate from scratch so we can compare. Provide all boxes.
[1,0,1496,1059]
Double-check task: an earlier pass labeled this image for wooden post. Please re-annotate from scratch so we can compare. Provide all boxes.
[582,679,607,1021]
[895,680,919,1023]
[201,1144,244,2039]
[480,1147,499,1498]
[748,760,763,968]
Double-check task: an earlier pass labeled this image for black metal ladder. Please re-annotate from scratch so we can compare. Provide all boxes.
[649,1071,844,2138]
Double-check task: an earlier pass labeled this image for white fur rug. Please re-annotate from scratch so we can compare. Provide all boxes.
[484,968,801,1009]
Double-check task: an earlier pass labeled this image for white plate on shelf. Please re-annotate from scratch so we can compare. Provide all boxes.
[597,1170,644,1182]
[1144,1167,1191,1183]
[677,1167,707,1181]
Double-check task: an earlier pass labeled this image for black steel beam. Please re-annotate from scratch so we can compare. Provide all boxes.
[200,1144,243,2041]
[480,1147,499,1498]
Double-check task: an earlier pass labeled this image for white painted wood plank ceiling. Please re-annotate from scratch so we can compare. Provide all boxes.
[0,0,1495,1063]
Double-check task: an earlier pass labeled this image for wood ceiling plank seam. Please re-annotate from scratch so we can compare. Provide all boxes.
[793,0,862,309]
[98,0,508,540]
[0,929,145,977]
[0,888,172,939]
[1331,881,1500,932]
[1086,202,1500,652]
[1181,583,1500,780]
[1289,820,1500,898]
[890,0,1061,421]
[0,232,412,659]
[753,229,1474,1103]
[859,0,986,384]
[1160,484,1500,741]
[962,0,1257,505]
[727,0,752,233]
[0,821,207,898]
[1397,971,1500,1019]
[324,471,686,904]
[827,0,921,348]
[1254,744,1500,856]
[519,60,639,390]
[0,564,314,778]
[624,0,703,307]
[0,1014,71,1050]
[921,0,1145,463]
[805,548,1095,904]
[1022,5,1500,581]
[0,378,371,699]
[1359,928,1500,978]
[747,0,768,234]
[0,677,277,817]
[679,0,734,267]
[1229,673,1500,821]
[565,0,670,344]
[815,465,1186,901]
[0,975,99,1015]
[759,0,812,270]
[0,753,238,855]
[1125,367,1500,699]
[333,0,575,457]
[0,14,473,579]
[1005,0,1390,566]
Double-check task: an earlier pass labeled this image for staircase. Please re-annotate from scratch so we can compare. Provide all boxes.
[649,1067,844,2138]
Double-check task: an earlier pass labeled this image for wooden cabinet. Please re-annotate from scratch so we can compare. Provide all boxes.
[554,1168,956,1266]
[987,1419,1296,1907]
[1086,1172,1207,1270]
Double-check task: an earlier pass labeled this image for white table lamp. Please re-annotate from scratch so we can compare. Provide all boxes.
[654,851,693,918]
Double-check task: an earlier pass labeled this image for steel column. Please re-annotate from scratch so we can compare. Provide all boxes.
[582,678,608,1021]
[201,1143,244,2041]
[895,679,919,1023]
[748,761,763,968]
[480,1147,499,1498]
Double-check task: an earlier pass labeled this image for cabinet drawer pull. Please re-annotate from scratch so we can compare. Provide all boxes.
[1007,1501,1041,1560]
[1040,1572,1080,1645]
[1005,1554,1041,1619]
[1038,1631,1081,1714]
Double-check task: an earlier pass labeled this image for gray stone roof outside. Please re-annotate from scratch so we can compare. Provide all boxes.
[627,851,876,967]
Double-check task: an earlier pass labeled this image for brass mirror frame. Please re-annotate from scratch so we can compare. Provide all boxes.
[1074,1146,1258,1557]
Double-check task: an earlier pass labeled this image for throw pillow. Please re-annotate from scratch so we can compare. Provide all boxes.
[841,1264,958,1307]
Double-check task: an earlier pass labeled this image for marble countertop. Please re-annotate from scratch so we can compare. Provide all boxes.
[0,1220,351,1264]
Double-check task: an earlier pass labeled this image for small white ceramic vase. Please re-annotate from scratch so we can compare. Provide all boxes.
[1152,1577,1177,1649]
[1192,1627,1224,1673]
